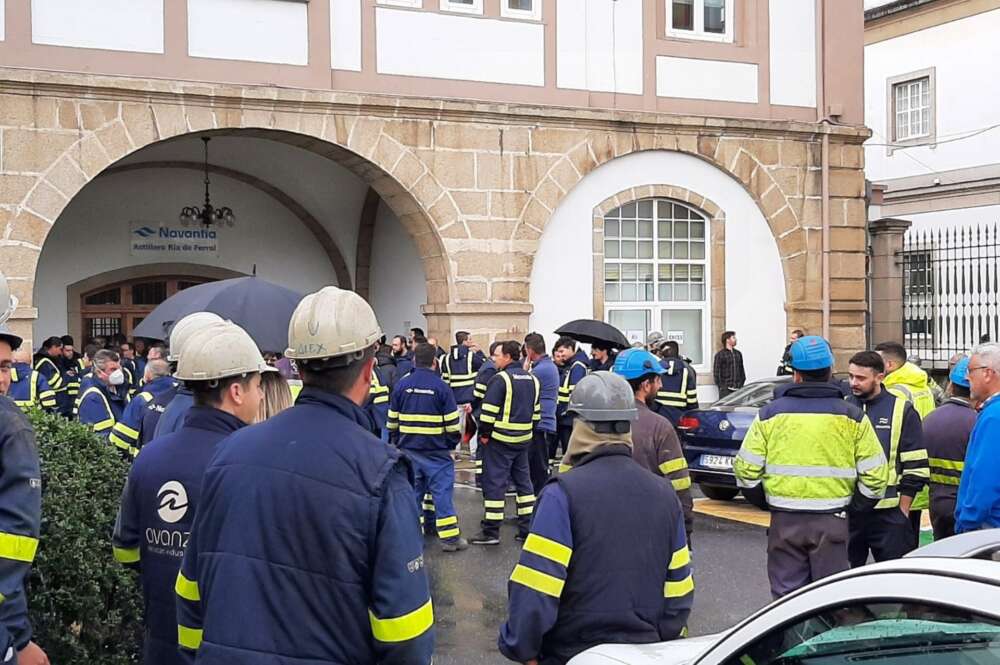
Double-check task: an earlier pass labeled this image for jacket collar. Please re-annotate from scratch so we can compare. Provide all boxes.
[573,350,589,365]
[182,406,248,434]
[296,387,377,429]
[532,355,553,369]
[980,392,1000,412]
[885,361,930,390]
[852,385,894,408]
[572,443,633,468]
[775,381,845,400]
[145,375,175,392]
[944,396,972,408]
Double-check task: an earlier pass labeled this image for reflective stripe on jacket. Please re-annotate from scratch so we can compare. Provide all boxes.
[557,351,589,424]
[850,388,928,510]
[75,376,128,440]
[0,398,42,654]
[479,367,540,445]
[499,445,691,664]
[923,398,977,496]
[884,362,937,420]
[442,345,485,405]
[175,388,433,664]
[387,367,461,452]
[734,382,889,513]
[111,376,177,458]
[7,365,56,412]
[113,407,246,665]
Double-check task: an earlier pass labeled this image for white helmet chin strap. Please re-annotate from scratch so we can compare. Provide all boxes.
[0,295,18,326]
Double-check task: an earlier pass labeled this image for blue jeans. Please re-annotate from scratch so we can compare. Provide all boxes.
[405,450,460,541]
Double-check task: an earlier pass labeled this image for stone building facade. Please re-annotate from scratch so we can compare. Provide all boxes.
[0,0,870,394]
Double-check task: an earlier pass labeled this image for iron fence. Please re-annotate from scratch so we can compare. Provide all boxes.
[900,223,1000,370]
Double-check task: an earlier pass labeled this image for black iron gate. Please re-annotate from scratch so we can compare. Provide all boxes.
[900,223,1000,370]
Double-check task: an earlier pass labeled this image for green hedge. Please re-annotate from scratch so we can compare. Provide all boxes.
[25,409,143,664]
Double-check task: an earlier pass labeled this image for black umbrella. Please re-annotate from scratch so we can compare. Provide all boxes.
[554,319,630,349]
[132,276,302,353]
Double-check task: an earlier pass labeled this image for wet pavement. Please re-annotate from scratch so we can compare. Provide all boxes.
[426,480,774,665]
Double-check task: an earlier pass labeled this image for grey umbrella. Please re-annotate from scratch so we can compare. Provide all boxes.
[132,276,302,353]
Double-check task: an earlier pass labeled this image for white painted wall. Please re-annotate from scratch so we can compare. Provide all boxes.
[33,169,335,339]
[529,150,786,400]
[331,0,362,71]
[370,201,427,337]
[188,0,308,65]
[865,9,1000,181]
[902,205,1000,235]
[113,135,367,286]
[375,7,544,86]
[31,0,164,53]
[556,0,643,95]
[0,0,6,41]
[768,0,816,108]
[656,56,758,103]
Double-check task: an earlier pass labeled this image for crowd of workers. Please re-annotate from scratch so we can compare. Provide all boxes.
[0,266,999,665]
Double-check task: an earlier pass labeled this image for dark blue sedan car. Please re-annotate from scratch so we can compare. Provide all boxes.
[677,376,791,501]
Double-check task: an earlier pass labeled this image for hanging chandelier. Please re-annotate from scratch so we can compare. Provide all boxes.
[179,137,235,228]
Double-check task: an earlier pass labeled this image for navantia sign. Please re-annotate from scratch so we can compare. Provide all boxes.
[130,221,219,257]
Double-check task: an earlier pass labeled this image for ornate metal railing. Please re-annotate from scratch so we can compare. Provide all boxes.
[900,223,999,370]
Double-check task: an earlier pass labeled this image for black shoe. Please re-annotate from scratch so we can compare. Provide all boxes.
[469,533,501,546]
[515,532,528,542]
[441,537,469,552]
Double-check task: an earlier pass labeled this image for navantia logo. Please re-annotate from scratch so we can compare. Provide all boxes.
[157,481,189,523]
[133,226,157,238]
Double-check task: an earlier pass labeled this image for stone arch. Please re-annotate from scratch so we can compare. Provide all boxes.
[590,185,727,353]
[510,131,816,308]
[2,101,455,324]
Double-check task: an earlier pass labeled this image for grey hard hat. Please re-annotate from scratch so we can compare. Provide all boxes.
[0,325,22,351]
[646,331,665,347]
[566,371,638,422]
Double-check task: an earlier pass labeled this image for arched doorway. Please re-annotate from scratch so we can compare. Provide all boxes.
[32,128,445,346]
[80,276,211,344]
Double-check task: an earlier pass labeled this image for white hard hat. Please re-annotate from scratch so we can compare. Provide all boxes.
[174,321,269,381]
[168,311,225,362]
[285,286,382,362]
[0,271,19,326]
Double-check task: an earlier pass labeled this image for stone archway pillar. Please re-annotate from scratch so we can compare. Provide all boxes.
[869,217,912,346]
[423,303,533,348]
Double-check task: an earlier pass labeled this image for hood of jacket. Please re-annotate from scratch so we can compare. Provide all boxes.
[884,361,931,392]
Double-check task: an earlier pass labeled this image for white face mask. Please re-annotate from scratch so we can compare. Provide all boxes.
[108,368,126,386]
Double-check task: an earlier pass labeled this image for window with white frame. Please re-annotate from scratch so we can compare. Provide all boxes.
[440,0,483,15]
[604,198,710,365]
[501,0,541,20]
[378,0,422,7]
[668,0,734,42]
[893,76,931,142]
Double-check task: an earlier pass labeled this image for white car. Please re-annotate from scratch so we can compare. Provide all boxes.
[570,530,1000,665]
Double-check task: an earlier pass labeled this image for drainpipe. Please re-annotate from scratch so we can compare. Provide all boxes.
[822,130,831,341]
[817,0,831,340]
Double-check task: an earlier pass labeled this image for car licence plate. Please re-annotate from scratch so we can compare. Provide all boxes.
[700,454,734,470]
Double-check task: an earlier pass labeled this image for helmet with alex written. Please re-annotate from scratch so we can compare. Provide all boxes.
[285,286,382,363]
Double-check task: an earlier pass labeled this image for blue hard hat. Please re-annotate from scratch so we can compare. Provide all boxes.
[950,356,970,388]
[612,348,666,380]
[789,335,834,371]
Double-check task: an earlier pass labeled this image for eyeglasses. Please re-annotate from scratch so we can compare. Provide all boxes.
[968,366,992,374]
